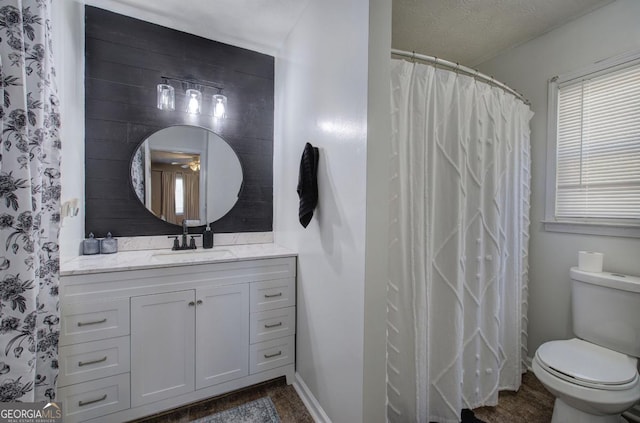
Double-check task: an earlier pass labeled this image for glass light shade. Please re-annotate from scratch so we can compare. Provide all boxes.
[212,94,227,119]
[157,84,175,111]
[186,89,202,114]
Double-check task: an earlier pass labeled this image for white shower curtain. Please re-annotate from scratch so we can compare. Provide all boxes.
[386,59,533,422]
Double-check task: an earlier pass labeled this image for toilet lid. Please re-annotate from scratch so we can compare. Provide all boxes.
[536,339,638,388]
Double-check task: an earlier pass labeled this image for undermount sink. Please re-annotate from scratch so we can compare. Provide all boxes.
[150,248,234,262]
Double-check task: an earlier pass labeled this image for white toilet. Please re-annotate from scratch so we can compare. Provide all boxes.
[533,268,640,423]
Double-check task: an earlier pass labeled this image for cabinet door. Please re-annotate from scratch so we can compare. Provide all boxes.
[131,290,195,407]
[195,284,249,389]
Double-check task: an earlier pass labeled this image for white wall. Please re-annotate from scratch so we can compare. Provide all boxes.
[273,0,373,420]
[478,0,640,355]
[54,0,85,260]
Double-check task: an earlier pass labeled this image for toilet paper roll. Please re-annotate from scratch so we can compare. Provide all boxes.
[578,251,604,272]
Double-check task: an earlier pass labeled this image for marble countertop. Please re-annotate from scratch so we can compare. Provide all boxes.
[61,243,297,276]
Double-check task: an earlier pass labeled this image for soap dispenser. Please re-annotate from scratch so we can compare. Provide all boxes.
[203,224,213,249]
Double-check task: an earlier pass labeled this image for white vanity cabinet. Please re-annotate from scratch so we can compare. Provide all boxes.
[130,290,197,406]
[59,255,295,423]
[130,284,250,406]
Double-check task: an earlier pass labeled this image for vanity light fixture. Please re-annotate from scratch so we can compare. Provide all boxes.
[157,75,228,119]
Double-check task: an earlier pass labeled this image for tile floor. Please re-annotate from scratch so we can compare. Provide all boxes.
[474,371,635,423]
[128,377,313,423]
[130,372,634,423]
[473,371,554,422]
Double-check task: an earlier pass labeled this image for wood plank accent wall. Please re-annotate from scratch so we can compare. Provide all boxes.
[84,6,274,237]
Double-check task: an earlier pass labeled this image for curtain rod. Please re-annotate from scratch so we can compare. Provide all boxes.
[391,48,530,106]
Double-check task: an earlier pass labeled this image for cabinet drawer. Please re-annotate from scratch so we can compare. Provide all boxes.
[250,307,295,344]
[57,373,130,423]
[59,336,130,387]
[60,299,129,346]
[249,335,295,374]
[250,279,295,312]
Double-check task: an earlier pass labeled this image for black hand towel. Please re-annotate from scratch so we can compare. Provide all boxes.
[297,142,319,228]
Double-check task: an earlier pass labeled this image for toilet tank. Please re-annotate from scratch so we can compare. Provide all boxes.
[571,267,640,357]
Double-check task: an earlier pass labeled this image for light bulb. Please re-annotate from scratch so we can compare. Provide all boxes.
[186,89,202,114]
[214,99,225,118]
[212,94,227,119]
[188,96,199,114]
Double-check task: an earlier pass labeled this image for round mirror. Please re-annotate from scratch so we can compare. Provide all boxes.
[130,125,243,226]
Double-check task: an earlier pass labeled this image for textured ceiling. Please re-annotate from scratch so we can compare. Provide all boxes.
[393,0,615,66]
[91,0,615,64]
[88,0,311,55]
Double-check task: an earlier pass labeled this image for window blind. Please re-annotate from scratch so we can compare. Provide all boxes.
[555,61,640,220]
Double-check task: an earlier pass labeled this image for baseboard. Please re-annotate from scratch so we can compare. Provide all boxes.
[524,355,533,371]
[292,372,332,423]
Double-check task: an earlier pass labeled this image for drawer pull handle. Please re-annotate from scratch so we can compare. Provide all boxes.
[77,318,106,327]
[264,351,282,359]
[78,356,108,367]
[188,301,195,307]
[264,322,283,329]
[196,300,203,305]
[78,394,107,407]
[264,293,282,298]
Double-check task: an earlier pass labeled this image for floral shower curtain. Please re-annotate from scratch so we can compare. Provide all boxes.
[386,59,532,422]
[0,0,61,402]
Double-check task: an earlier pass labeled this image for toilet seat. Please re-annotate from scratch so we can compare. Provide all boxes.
[535,338,638,391]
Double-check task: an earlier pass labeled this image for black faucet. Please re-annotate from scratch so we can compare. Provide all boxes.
[167,220,199,250]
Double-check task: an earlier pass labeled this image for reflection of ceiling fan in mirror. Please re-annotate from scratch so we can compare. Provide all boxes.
[188,159,200,172]
[150,150,200,172]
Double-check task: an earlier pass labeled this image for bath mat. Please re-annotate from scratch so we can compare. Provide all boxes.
[190,397,281,423]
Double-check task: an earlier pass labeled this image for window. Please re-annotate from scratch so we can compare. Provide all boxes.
[175,174,184,215]
[545,52,640,237]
